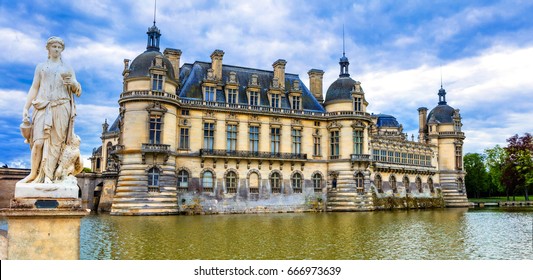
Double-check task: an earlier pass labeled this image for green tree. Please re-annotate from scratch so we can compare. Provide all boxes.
[505,133,533,201]
[485,145,506,196]
[464,153,488,198]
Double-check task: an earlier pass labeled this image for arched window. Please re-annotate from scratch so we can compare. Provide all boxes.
[403,176,410,193]
[292,173,302,193]
[148,167,160,192]
[249,172,260,194]
[270,172,281,193]
[375,174,383,193]
[428,178,434,193]
[226,171,237,193]
[416,177,422,193]
[312,173,323,192]
[177,170,189,193]
[355,172,364,194]
[202,171,214,193]
[390,175,397,193]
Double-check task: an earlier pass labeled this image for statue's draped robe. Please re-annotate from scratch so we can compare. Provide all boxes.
[31,61,79,183]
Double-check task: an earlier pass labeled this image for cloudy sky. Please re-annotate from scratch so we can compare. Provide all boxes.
[0,0,532,168]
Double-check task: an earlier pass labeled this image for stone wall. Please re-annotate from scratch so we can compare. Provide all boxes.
[0,168,29,208]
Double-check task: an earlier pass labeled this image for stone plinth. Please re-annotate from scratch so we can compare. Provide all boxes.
[0,208,89,260]
[15,177,79,199]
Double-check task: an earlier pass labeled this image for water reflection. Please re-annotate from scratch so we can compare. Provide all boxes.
[79,208,533,260]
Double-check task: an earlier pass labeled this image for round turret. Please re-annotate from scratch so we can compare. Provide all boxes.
[128,50,175,80]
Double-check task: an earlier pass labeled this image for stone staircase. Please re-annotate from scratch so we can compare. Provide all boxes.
[440,174,470,207]
[326,170,374,211]
[110,168,179,215]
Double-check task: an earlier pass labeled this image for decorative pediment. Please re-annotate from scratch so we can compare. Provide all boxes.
[351,121,365,129]
[327,121,343,130]
[203,110,216,119]
[227,71,238,85]
[146,101,167,114]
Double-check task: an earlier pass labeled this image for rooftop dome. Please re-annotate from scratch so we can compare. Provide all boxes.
[128,50,175,80]
[427,104,455,124]
[324,76,357,104]
[427,86,455,124]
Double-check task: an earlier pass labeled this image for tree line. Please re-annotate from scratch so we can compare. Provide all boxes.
[464,133,532,201]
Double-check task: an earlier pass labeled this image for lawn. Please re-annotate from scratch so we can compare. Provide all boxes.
[468,196,530,203]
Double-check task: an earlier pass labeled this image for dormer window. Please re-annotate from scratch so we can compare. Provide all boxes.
[204,86,216,102]
[152,74,163,91]
[227,88,238,104]
[271,93,280,108]
[249,90,259,106]
[353,97,362,112]
[291,96,301,110]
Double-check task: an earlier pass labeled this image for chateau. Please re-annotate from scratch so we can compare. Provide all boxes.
[86,23,469,215]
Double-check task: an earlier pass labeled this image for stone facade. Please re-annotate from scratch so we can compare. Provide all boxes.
[87,24,468,215]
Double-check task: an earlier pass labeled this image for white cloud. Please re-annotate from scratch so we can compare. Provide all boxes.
[1,28,44,64]
[0,90,27,119]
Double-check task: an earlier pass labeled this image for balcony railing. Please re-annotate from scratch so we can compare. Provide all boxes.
[120,90,178,100]
[350,154,372,162]
[199,149,307,160]
[179,98,372,118]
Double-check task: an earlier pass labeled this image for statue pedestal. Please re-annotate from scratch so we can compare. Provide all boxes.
[0,181,90,260]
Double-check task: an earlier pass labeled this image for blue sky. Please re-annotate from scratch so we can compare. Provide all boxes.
[1,0,532,168]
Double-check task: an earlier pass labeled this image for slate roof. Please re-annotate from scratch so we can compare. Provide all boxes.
[178,62,325,112]
[128,50,175,80]
[375,114,401,128]
[427,104,455,124]
[324,76,357,105]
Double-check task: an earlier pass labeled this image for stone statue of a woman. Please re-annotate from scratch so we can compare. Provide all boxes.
[20,36,82,184]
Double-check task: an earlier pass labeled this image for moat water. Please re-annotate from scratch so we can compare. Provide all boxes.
[77,208,533,260]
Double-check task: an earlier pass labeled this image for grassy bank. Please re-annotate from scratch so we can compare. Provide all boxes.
[469,196,530,203]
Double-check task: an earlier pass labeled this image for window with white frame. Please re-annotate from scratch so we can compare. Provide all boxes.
[204,86,216,102]
[152,74,163,91]
[203,123,215,150]
[226,124,237,151]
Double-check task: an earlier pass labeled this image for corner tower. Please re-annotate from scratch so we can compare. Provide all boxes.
[426,86,469,207]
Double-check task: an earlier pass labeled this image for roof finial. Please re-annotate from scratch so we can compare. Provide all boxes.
[440,64,443,89]
[342,24,346,57]
[153,0,157,26]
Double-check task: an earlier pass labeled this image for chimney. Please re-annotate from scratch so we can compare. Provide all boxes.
[210,49,225,81]
[273,59,287,89]
[163,48,182,80]
[417,107,428,143]
[308,69,324,103]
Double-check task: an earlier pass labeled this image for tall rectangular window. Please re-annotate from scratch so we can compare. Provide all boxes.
[292,129,302,154]
[203,123,215,150]
[456,146,462,169]
[380,150,387,162]
[271,127,280,154]
[313,136,321,156]
[249,126,259,153]
[414,154,420,165]
[330,131,340,158]
[226,124,237,151]
[228,88,237,104]
[354,97,362,111]
[408,153,414,165]
[152,74,163,91]
[179,128,189,149]
[249,90,259,106]
[388,151,394,162]
[353,130,363,154]
[373,149,379,161]
[149,115,162,144]
[204,86,215,102]
[271,93,280,108]
[394,152,400,163]
[401,152,407,164]
[292,96,301,110]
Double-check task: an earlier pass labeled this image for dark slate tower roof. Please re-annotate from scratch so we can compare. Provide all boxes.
[127,22,175,80]
[178,62,325,112]
[324,45,359,105]
[427,86,455,124]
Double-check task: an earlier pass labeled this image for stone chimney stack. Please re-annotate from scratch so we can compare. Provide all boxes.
[418,107,428,143]
[163,48,182,80]
[210,49,225,81]
[308,69,324,103]
[273,59,287,89]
